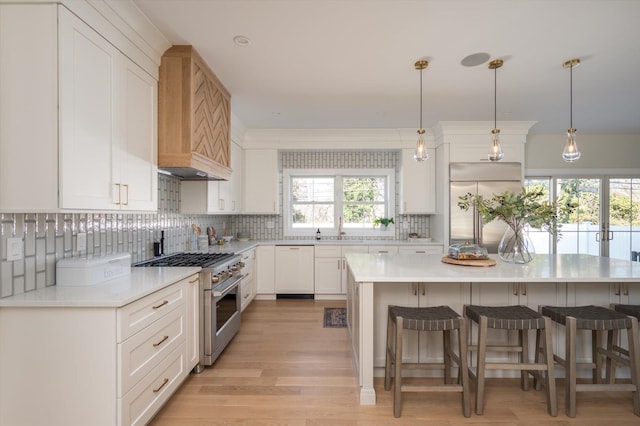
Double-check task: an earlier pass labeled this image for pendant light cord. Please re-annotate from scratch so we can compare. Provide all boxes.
[494,66,497,129]
[569,63,573,129]
[419,67,423,129]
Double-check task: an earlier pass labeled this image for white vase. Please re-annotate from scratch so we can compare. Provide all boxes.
[378,225,388,231]
[498,225,535,264]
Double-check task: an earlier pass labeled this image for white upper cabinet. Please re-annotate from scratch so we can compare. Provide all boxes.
[0,4,158,212]
[218,141,243,213]
[59,7,157,211]
[181,141,243,214]
[400,148,436,214]
[243,149,279,214]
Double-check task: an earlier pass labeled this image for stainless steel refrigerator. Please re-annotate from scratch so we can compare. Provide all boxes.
[450,162,522,253]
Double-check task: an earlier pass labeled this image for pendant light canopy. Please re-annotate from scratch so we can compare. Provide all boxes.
[562,58,581,162]
[487,59,504,162]
[414,60,429,161]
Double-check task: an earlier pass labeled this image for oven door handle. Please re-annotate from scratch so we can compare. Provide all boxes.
[212,276,242,298]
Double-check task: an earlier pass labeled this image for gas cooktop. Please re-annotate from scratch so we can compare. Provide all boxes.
[134,252,235,268]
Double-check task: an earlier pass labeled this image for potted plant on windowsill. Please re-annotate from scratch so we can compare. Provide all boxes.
[373,217,395,231]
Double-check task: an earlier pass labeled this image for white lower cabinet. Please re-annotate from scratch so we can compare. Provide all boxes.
[315,245,369,296]
[186,275,200,370]
[0,273,198,426]
[119,343,186,426]
[275,246,315,294]
[256,245,276,296]
[240,248,257,311]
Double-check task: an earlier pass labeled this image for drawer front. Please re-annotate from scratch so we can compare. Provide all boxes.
[314,245,341,258]
[118,304,186,397]
[341,245,369,256]
[368,245,398,254]
[118,343,186,426]
[398,245,443,255]
[117,280,187,342]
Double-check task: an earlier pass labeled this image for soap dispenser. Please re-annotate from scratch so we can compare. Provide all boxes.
[316,228,321,240]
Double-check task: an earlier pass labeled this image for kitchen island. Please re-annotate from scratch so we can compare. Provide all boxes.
[344,253,640,405]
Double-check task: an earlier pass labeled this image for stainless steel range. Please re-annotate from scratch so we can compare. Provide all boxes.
[134,252,244,372]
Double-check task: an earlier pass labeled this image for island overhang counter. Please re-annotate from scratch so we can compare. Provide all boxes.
[344,253,640,405]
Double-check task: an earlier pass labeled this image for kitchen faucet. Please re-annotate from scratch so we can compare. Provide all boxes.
[338,216,345,240]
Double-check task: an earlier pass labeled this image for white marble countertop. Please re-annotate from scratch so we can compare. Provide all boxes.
[0,267,201,308]
[345,253,640,283]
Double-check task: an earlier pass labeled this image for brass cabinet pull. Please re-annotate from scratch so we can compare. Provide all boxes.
[153,378,169,393]
[522,283,527,296]
[513,283,519,296]
[114,183,122,205]
[153,300,169,309]
[421,283,425,296]
[416,250,426,254]
[122,184,129,205]
[624,283,630,296]
[338,259,341,270]
[615,283,621,296]
[378,250,389,253]
[153,335,169,347]
[412,282,418,296]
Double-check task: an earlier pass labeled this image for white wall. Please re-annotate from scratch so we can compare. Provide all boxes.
[526,134,640,172]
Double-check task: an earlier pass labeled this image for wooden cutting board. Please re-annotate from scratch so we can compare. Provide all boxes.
[441,256,496,267]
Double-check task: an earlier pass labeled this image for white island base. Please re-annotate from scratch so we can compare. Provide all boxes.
[345,253,640,405]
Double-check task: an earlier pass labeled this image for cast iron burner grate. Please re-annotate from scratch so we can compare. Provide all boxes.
[134,252,235,268]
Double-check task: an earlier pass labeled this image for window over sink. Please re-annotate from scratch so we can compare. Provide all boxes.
[283,168,395,238]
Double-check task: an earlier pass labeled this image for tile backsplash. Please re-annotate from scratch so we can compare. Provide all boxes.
[0,174,229,298]
[0,150,430,298]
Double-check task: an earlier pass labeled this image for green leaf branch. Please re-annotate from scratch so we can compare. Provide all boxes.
[458,187,574,240]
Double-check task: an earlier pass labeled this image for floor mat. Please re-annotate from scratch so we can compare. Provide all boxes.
[323,307,347,328]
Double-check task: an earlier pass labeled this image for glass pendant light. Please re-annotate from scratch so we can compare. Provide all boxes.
[562,58,581,162]
[488,59,504,161]
[414,60,429,161]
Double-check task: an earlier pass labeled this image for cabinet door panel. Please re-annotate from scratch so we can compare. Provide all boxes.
[275,246,314,294]
[59,7,118,210]
[315,258,342,294]
[122,59,157,211]
[243,149,278,213]
[401,148,436,213]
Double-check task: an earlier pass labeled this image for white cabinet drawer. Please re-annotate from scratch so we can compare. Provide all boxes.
[314,245,342,258]
[398,245,443,255]
[118,304,186,397]
[368,245,398,254]
[118,343,186,426]
[117,281,186,342]
[341,245,369,256]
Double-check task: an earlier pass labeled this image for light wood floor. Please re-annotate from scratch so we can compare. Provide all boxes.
[150,299,640,425]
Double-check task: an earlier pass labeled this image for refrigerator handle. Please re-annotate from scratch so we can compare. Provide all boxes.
[473,205,478,244]
[474,205,482,245]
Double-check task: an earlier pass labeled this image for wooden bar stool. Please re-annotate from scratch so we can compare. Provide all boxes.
[463,304,557,416]
[540,305,640,417]
[605,304,640,387]
[384,305,471,418]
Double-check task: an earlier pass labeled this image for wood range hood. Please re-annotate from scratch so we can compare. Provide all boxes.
[158,45,231,180]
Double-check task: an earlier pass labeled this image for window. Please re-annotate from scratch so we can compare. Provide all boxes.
[525,175,640,259]
[284,169,395,237]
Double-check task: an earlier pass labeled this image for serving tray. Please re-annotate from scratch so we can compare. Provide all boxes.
[441,256,496,267]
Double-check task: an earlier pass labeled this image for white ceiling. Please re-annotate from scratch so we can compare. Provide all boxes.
[134,0,640,135]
